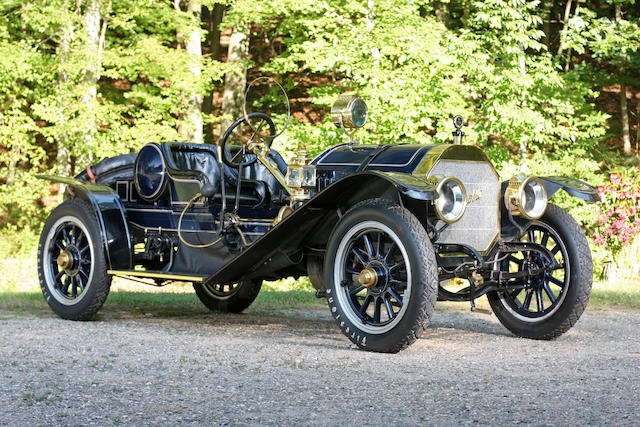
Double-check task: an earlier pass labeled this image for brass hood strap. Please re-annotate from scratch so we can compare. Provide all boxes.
[356,145,392,172]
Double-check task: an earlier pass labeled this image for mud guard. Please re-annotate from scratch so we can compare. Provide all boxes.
[36,175,132,270]
[204,171,438,286]
[539,176,601,202]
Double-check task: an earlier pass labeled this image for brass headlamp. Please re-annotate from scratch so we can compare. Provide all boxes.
[505,175,548,220]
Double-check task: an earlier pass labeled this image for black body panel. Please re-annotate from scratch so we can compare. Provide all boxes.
[36,175,132,270]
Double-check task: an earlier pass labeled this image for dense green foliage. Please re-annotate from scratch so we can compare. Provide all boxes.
[1,0,639,271]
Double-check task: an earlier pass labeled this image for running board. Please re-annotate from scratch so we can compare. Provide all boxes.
[107,270,204,282]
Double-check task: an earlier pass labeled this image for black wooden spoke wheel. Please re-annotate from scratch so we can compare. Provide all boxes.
[325,199,438,353]
[37,199,111,320]
[488,204,593,339]
[220,112,276,169]
[193,279,262,313]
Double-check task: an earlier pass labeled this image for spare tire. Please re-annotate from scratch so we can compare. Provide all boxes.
[75,153,137,188]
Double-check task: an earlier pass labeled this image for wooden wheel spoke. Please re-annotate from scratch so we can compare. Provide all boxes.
[76,275,85,292]
[543,283,556,303]
[388,288,403,304]
[350,285,365,296]
[373,298,382,322]
[384,295,395,319]
[346,266,361,275]
[523,291,533,310]
[352,248,369,265]
[61,228,71,245]
[548,275,564,287]
[508,288,523,300]
[71,277,78,297]
[541,233,549,248]
[389,259,405,272]
[359,295,373,315]
[376,232,384,258]
[535,289,544,312]
[76,232,85,248]
[362,234,375,257]
[384,242,396,262]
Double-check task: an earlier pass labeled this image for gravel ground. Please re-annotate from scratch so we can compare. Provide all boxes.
[0,307,639,426]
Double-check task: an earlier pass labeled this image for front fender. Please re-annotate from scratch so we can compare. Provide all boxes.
[203,171,437,286]
[538,176,601,202]
[37,175,132,270]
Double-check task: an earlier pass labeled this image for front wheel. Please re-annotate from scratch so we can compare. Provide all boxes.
[487,203,593,339]
[193,280,262,313]
[325,199,438,353]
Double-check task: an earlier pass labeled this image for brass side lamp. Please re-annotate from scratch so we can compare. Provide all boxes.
[285,150,316,203]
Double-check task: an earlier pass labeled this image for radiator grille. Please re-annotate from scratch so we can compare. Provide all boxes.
[427,160,500,253]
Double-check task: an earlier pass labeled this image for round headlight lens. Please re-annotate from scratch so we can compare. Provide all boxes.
[521,177,547,220]
[435,177,467,223]
[350,98,368,128]
[331,94,368,129]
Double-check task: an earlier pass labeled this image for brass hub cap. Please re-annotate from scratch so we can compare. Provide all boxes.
[57,251,73,270]
[358,268,378,288]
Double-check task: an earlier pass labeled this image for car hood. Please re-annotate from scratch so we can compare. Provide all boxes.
[312,143,492,175]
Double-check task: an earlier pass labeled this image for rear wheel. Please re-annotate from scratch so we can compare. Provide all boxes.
[37,199,111,320]
[487,204,592,339]
[193,280,262,313]
[325,199,438,353]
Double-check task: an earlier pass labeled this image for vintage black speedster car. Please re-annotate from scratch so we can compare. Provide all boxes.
[37,79,600,353]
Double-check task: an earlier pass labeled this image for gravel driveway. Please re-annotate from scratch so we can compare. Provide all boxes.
[1,308,639,426]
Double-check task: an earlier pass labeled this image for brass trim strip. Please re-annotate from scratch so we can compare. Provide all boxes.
[107,270,204,282]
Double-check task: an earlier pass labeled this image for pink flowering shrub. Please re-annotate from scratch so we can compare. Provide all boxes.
[591,169,640,254]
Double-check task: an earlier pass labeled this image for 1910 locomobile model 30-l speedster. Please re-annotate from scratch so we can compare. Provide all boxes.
[37,78,600,353]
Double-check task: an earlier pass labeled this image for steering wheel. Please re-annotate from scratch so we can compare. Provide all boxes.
[220,112,276,169]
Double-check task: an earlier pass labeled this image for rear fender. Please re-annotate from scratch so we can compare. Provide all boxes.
[37,175,132,270]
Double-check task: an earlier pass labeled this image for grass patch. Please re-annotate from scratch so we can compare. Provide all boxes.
[2,280,637,318]
[0,287,323,318]
[589,280,640,311]
[0,234,637,316]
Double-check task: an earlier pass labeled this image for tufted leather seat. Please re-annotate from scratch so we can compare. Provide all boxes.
[161,142,288,206]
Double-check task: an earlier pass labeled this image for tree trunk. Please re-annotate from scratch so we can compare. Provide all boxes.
[81,0,103,156]
[564,1,580,71]
[202,3,224,144]
[543,10,551,51]
[184,0,203,143]
[220,23,249,138]
[175,0,203,143]
[208,3,224,61]
[557,0,572,57]
[615,4,631,155]
[433,1,448,25]
[56,22,74,176]
[619,85,632,155]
